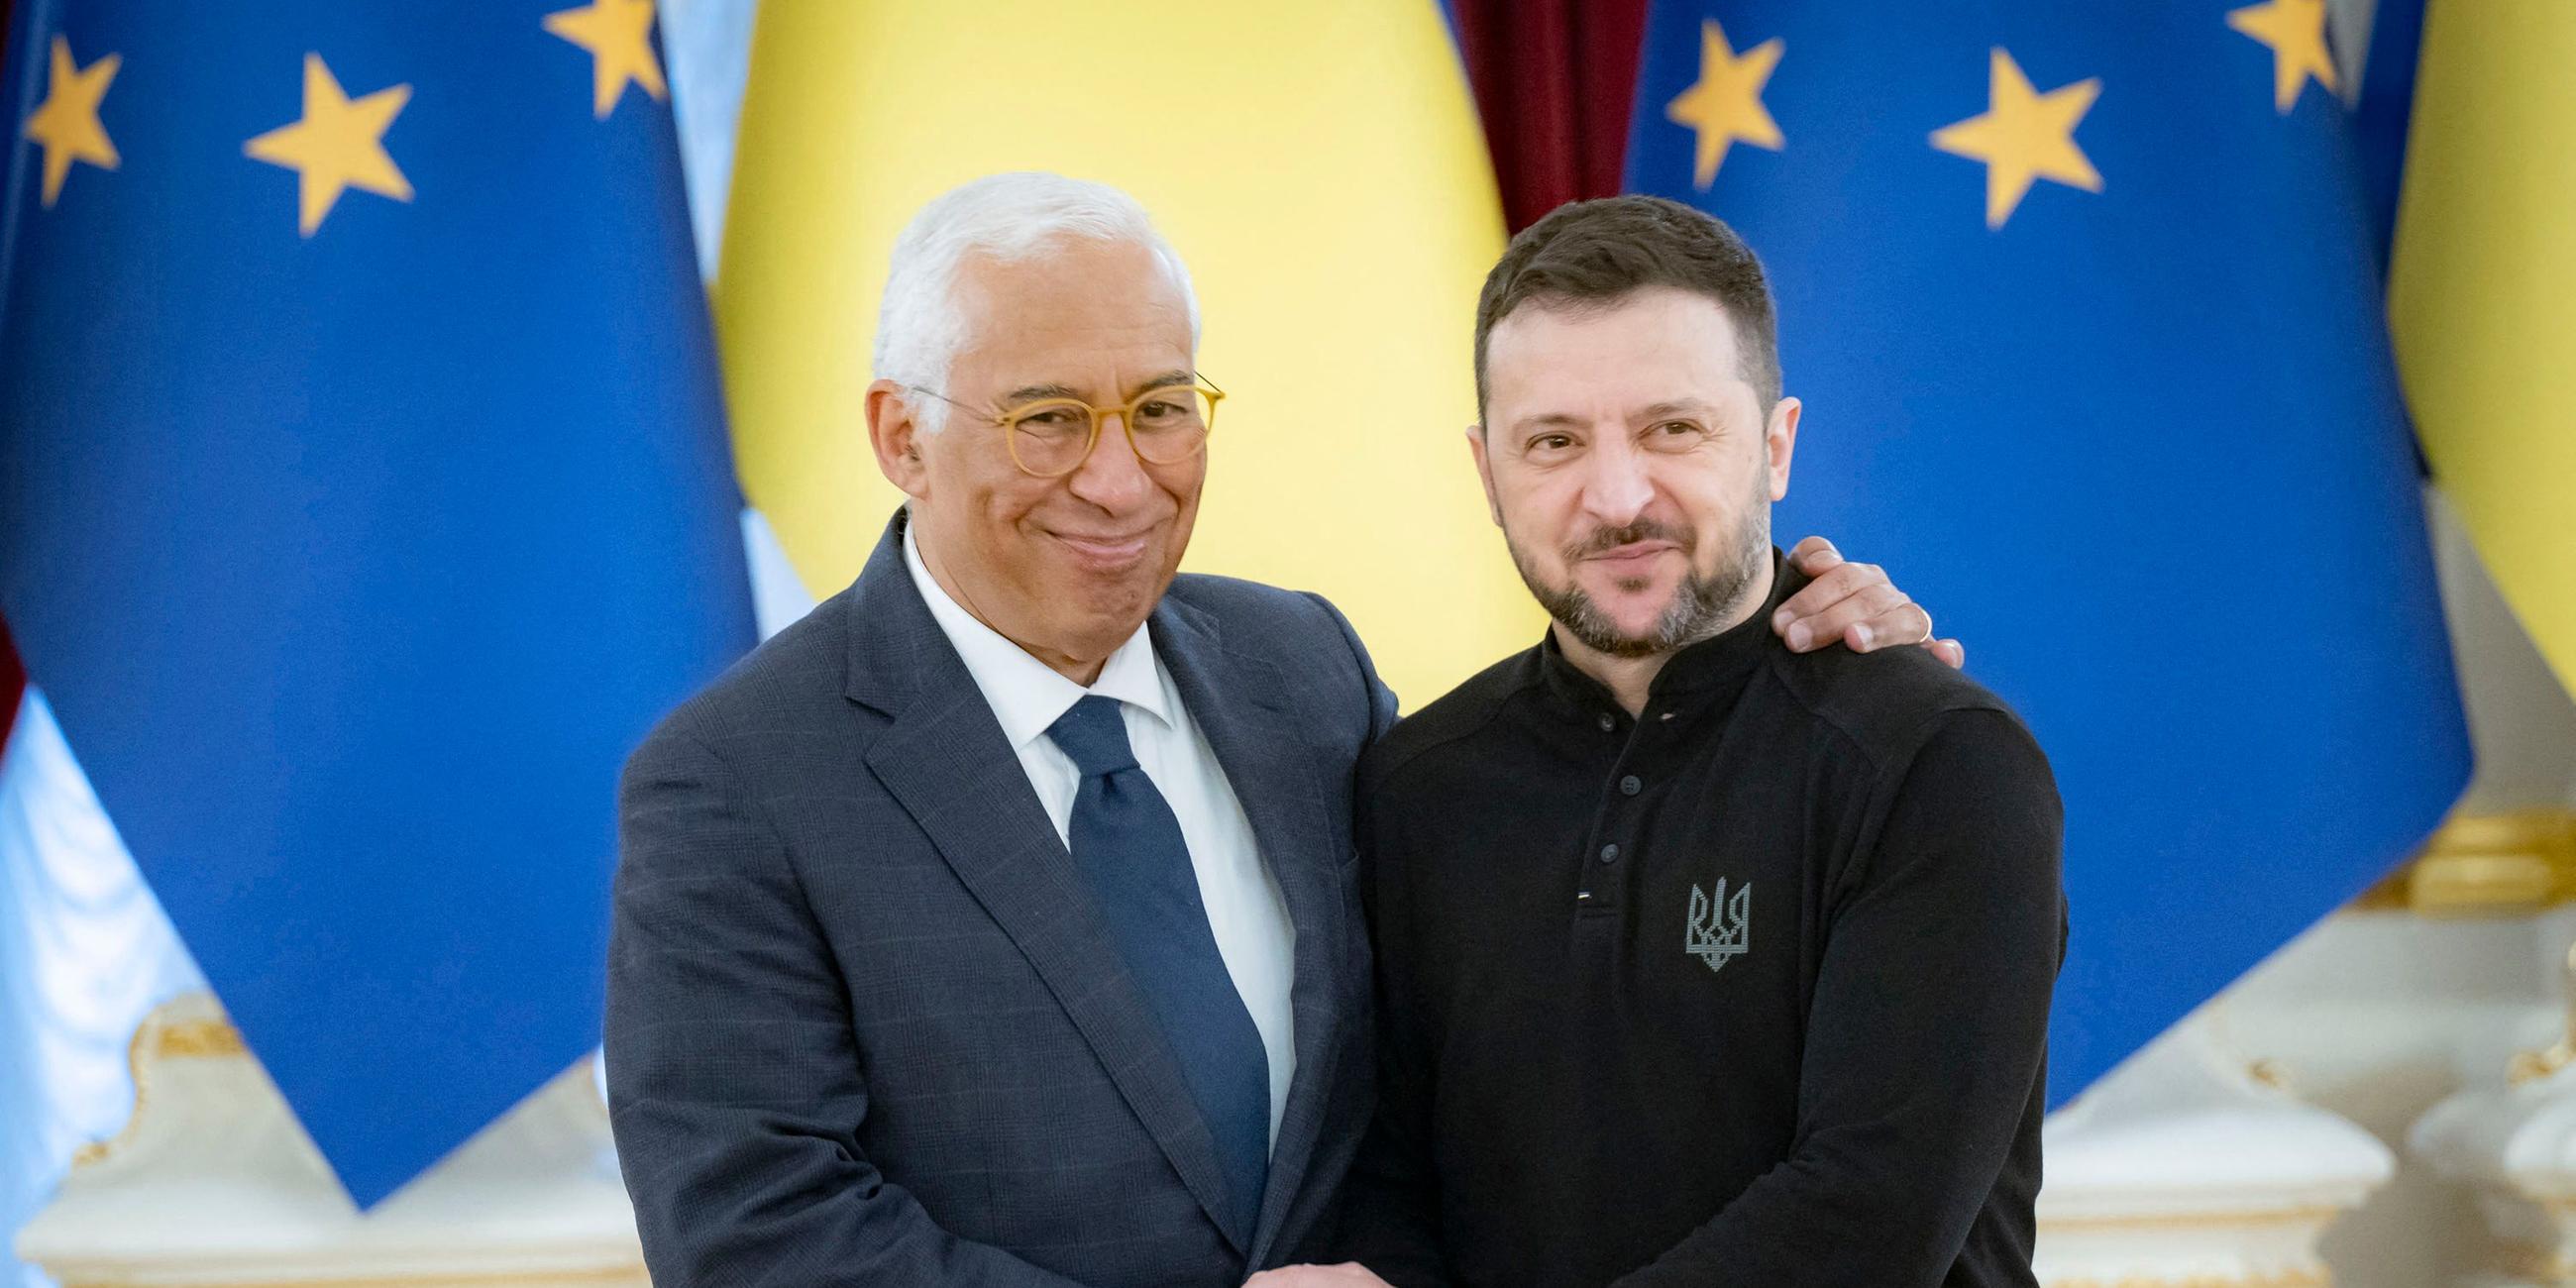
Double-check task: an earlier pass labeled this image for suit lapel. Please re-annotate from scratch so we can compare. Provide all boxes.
[1151,595,1349,1268]
[845,514,1247,1252]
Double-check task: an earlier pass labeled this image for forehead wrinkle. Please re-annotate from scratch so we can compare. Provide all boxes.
[1632,397,1724,422]
[999,382,1083,405]
[964,313,1192,393]
[993,364,1197,409]
[1509,410,1592,434]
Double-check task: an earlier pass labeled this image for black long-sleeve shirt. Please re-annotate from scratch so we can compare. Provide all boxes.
[1341,553,2065,1287]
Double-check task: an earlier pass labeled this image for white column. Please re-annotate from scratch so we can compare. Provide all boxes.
[2037,1008,2394,1288]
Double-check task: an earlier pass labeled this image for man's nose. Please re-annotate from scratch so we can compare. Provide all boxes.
[1577,437,1656,528]
[1066,410,1153,512]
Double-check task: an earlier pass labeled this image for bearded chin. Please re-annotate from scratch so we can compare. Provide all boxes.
[1513,511,1772,659]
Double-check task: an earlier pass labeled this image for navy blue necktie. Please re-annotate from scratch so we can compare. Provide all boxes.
[1045,695,1270,1240]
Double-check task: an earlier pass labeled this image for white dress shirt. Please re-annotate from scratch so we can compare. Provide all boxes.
[905,525,1297,1147]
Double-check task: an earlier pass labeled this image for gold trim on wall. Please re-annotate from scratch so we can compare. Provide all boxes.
[2046,1273,2327,1288]
[2039,1205,2345,1232]
[153,1018,248,1059]
[66,998,252,1170]
[60,1267,646,1288]
[2352,808,2576,916]
[2495,1237,2576,1285]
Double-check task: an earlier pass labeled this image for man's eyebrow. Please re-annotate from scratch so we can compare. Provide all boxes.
[999,373,1197,405]
[1000,383,1082,405]
[1633,398,1719,421]
[1507,411,1588,434]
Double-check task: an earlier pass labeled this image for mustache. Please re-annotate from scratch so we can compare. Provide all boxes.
[1566,520,1696,561]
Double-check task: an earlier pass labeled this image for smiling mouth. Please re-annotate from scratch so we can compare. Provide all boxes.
[1046,528,1155,569]
[1585,542,1681,569]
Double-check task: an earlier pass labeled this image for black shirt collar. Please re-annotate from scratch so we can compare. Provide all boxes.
[1535,547,1805,719]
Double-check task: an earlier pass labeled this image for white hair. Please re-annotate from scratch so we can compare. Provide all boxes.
[874,171,1202,433]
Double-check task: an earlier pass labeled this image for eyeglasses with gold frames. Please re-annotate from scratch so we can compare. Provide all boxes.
[910,377,1226,479]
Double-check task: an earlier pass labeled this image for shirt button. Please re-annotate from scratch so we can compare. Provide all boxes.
[1598,843,1621,864]
[1619,775,1642,796]
[1596,713,1616,732]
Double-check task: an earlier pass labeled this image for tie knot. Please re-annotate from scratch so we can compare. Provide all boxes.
[1045,695,1138,778]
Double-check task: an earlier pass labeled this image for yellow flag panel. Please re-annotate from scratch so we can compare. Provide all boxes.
[715,0,1544,706]
[2388,1,2576,696]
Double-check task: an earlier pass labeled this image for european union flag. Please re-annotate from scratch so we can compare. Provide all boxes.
[1628,2,2469,1102]
[0,1,754,1203]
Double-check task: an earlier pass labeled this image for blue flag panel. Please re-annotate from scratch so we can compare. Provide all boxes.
[0,0,754,1204]
[1628,0,2469,1102]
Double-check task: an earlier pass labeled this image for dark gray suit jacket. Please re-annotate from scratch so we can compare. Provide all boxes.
[606,511,1398,1286]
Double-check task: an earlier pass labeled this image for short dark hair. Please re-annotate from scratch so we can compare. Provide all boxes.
[1472,194,1782,420]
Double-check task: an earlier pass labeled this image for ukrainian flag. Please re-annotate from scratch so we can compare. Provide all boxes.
[2388,0,2576,699]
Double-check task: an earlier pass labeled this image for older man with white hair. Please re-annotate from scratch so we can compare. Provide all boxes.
[604,172,1943,1286]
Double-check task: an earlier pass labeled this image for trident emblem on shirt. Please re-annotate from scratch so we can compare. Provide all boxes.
[1686,877,1752,975]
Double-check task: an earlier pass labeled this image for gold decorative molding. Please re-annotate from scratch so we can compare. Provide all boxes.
[2039,1205,2345,1232]
[62,1268,645,1288]
[2047,1270,2327,1288]
[2496,1237,2576,1285]
[2511,942,2576,1086]
[2512,1036,2576,1087]
[68,996,246,1170]
[2353,808,2576,916]
[154,1018,248,1059]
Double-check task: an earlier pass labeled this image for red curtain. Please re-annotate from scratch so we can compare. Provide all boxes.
[1,0,18,744]
[1447,0,1653,233]
[1,615,21,750]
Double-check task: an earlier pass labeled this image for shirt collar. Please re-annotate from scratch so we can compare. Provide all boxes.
[1537,546,1802,716]
[904,518,1174,749]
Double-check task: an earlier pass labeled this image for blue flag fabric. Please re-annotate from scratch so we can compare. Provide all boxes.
[0,1,754,1203]
[1628,1,2469,1103]
[2348,0,2425,266]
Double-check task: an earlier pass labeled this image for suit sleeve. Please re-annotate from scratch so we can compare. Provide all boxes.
[1303,590,1400,745]
[1330,761,1453,1287]
[604,721,1086,1288]
[1294,590,1442,1280]
[1332,915,1453,1283]
[1610,708,2066,1288]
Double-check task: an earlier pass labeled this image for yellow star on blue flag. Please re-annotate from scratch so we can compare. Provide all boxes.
[1664,20,1783,190]
[22,36,122,207]
[2228,0,2339,112]
[243,54,412,236]
[546,0,669,118]
[1930,48,2101,229]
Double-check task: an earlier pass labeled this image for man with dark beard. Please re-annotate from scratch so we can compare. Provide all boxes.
[1278,197,2066,1288]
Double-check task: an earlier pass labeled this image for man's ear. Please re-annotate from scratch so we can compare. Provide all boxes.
[1765,396,1800,502]
[867,379,931,501]
[1466,425,1504,526]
